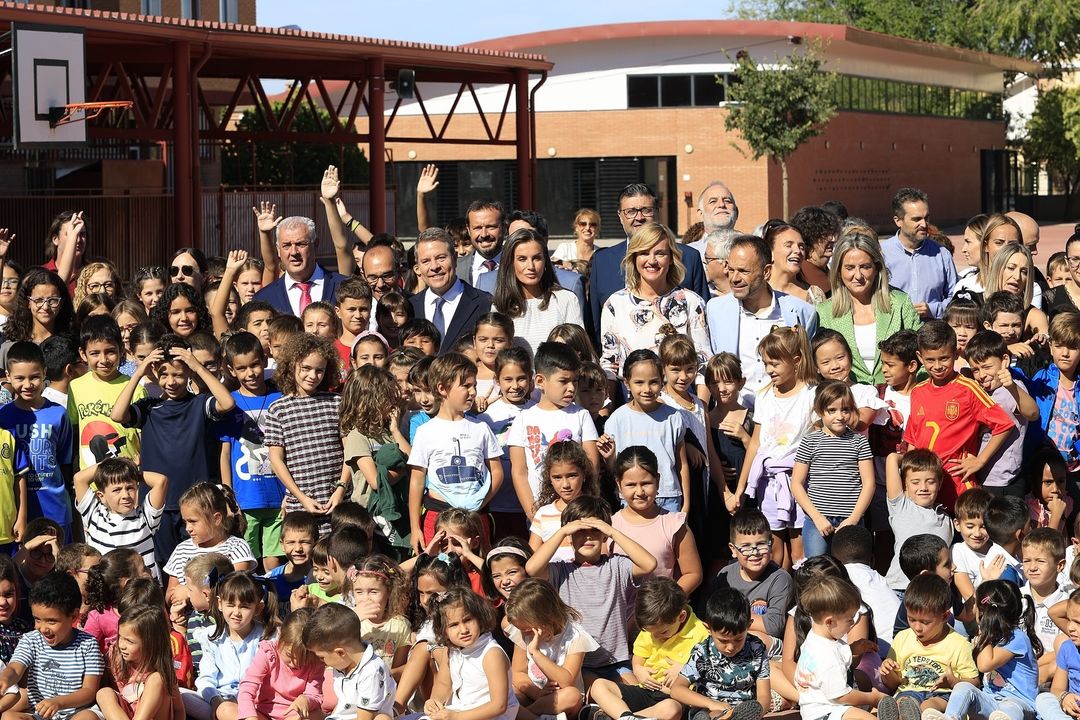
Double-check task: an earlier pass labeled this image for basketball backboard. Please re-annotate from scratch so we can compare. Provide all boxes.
[12,23,86,148]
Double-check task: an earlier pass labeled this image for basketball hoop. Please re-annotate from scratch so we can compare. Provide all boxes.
[48,100,133,128]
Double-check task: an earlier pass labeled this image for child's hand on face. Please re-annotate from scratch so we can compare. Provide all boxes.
[137,347,166,376]
[424,531,448,557]
[578,517,613,537]
[1047,493,1068,518]
[526,627,543,654]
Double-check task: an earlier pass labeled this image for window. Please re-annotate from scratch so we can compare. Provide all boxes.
[181,0,200,19]
[219,0,238,22]
[141,0,161,14]
[660,75,692,107]
[59,0,90,7]
[627,76,659,108]
[693,74,725,105]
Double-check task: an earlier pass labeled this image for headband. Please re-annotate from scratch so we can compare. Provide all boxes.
[486,546,528,563]
[350,330,391,358]
[347,567,391,583]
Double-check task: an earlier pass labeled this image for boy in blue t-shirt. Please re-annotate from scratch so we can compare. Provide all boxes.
[0,342,74,541]
[111,333,236,569]
[218,332,286,568]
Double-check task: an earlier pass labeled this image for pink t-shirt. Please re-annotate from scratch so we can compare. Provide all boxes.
[84,607,120,652]
[612,509,686,580]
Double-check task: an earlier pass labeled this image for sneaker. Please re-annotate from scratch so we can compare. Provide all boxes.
[897,697,920,720]
[731,701,764,720]
[877,696,899,720]
[622,715,659,720]
[578,706,606,720]
[988,713,1011,720]
[921,709,947,720]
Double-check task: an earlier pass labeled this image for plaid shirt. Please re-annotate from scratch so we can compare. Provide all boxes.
[263,393,343,511]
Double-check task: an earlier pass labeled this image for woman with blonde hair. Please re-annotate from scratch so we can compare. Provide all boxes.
[815,228,921,384]
[984,243,1048,335]
[552,208,600,268]
[74,261,123,306]
[599,222,710,376]
[952,213,1043,307]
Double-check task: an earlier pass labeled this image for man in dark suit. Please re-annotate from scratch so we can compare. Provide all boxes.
[253,216,347,315]
[456,200,506,286]
[409,227,492,354]
[588,183,711,343]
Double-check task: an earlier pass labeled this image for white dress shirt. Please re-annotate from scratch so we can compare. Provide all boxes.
[285,264,326,316]
[738,292,784,402]
[425,279,465,334]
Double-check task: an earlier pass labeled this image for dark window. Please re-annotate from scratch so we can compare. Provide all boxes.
[693,74,725,106]
[627,76,659,108]
[660,75,692,107]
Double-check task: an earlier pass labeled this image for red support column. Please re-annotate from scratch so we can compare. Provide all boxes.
[173,41,192,250]
[514,68,532,209]
[369,57,386,234]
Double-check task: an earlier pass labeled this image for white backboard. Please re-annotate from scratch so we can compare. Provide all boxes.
[13,24,86,147]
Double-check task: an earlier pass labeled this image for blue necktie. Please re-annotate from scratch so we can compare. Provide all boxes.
[432,296,446,337]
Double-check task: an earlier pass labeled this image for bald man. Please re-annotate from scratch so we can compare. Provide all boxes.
[1007,211,1047,296]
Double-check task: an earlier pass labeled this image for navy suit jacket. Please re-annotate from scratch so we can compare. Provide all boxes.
[409,282,492,355]
[253,266,347,316]
[588,241,711,343]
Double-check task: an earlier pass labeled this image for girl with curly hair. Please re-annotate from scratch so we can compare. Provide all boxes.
[150,283,211,339]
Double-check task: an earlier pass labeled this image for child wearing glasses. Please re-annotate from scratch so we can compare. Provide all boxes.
[711,508,792,648]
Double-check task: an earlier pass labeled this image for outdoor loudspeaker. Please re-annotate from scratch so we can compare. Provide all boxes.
[396,69,416,100]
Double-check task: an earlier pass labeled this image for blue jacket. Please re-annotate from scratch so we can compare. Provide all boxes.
[1028,363,1079,456]
[704,290,819,356]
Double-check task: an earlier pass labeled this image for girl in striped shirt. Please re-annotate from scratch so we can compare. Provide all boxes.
[790,381,876,559]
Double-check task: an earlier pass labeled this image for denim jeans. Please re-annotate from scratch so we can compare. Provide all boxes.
[801,515,849,558]
[1036,692,1071,720]
[944,681,1032,720]
[656,495,683,513]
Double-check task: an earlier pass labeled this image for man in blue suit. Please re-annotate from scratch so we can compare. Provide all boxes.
[253,216,347,316]
[706,234,818,403]
[409,228,492,354]
[589,183,711,343]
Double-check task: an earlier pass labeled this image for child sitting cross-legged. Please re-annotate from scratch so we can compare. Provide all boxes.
[585,577,709,720]
[879,574,979,718]
[671,586,770,720]
[306,603,395,720]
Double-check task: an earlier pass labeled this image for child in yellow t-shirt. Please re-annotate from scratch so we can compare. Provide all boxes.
[0,426,29,551]
[586,578,709,720]
[880,574,979,716]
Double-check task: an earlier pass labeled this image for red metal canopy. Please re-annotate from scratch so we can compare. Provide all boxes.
[0,2,552,247]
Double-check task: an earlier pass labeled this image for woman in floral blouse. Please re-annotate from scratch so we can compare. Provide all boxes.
[600,222,711,376]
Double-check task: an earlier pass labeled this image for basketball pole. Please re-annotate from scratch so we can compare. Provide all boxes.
[173,40,193,252]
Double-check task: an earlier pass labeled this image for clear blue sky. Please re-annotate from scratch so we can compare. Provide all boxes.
[257,0,737,45]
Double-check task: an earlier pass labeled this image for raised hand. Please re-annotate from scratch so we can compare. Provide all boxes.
[225,249,249,272]
[0,228,14,259]
[321,165,341,201]
[252,202,282,232]
[417,164,440,194]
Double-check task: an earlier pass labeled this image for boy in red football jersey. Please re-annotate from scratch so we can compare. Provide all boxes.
[903,320,1015,508]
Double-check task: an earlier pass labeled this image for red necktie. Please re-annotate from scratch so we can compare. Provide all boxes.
[296,281,312,314]
[482,259,497,272]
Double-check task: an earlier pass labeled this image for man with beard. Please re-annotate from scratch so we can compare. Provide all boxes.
[457,200,507,286]
[881,188,957,320]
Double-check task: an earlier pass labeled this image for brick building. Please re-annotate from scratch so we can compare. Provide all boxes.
[373,21,1039,237]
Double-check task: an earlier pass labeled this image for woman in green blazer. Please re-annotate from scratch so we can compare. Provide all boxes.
[817,228,922,385]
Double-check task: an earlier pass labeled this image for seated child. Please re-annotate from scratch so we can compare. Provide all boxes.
[672,586,769,720]
[795,575,899,720]
[181,553,233,677]
[306,604,395,720]
[264,511,318,609]
[54,544,100,624]
[0,556,29,663]
[587,577,708,720]
[830,526,899,653]
[894,535,957,636]
[983,495,1030,586]
[0,571,105,720]
[291,537,342,609]
[1035,589,1080,720]
[505,578,597,720]
[951,488,1001,618]
[1020,527,1068,685]
[236,608,324,720]
[880,574,978,716]
[712,508,792,647]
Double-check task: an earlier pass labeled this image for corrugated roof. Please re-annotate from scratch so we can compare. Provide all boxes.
[0,2,552,71]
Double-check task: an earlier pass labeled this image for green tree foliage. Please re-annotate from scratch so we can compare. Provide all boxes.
[221,102,368,187]
[1024,86,1080,213]
[723,44,837,219]
[974,0,1080,67]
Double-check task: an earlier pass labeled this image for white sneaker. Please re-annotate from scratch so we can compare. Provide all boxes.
[921,710,947,720]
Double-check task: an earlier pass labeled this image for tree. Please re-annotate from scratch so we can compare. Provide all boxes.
[221,102,368,187]
[974,0,1080,68]
[723,43,837,220]
[1024,86,1080,215]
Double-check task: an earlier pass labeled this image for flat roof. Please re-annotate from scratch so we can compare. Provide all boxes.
[467,20,1039,75]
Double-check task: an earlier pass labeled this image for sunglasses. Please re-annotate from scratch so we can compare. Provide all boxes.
[170,265,196,278]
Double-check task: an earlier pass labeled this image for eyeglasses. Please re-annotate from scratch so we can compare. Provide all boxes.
[170,265,195,278]
[87,281,116,293]
[362,271,399,285]
[619,206,656,219]
[576,221,598,228]
[29,297,62,309]
[1068,256,1080,268]
[0,279,18,289]
[731,540,773,557]
[28,546,54,561]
